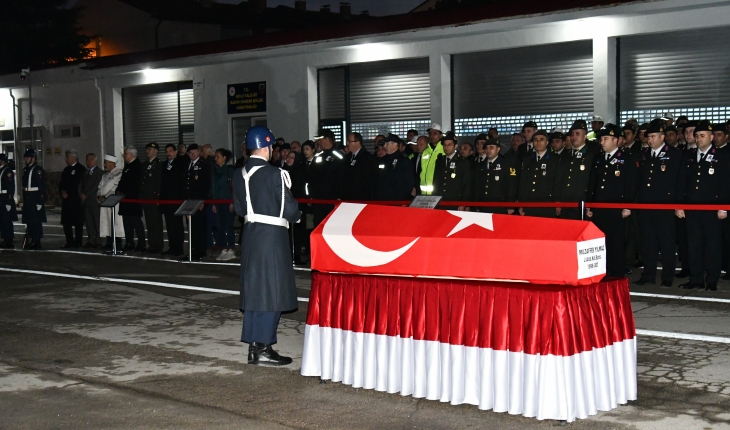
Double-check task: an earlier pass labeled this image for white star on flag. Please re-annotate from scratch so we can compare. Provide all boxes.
[446,211,494,237]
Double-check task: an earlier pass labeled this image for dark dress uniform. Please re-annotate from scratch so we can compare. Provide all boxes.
[309,148,345,226]
[342,148,376,201]
[471,154,517,214]
[676,145,730,290]
[185,157,211,260]
[373,151,416,201]
[558,142,601,219]
[587,146,639,277]
[59,161,87,247]
[117,158,145,250]
[0,161,18,246]
[81,166,103,247]
[22,160,47,246]
[518,151,561,218]
[233,152,299,360]
[139,156,163,252]
[160,156,186,256]
[432,153,472,206]
[636,143,682,285]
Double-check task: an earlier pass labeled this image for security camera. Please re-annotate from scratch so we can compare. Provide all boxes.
[20,68,30,81]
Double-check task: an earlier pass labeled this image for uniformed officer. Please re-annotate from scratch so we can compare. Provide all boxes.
[59,149,87,248]
[634,119,682,287]
[432,132,471,209]
[341,132,376,201]
[518,130,561,218]
[139,142,164,253]
[675,120,730,291]
[233,126,300,366]
[586,124,639,278]
[559,120,601,219]
[117,146,145,251]
[518,121,538,160]
[713,123,729,152]
[622,124,640,155]
[586,115,605,142]
[471,137,517,214]
[675,120,699,279]
[549,130,567,157]
[309,129,345,226]
[160,144,186,257]
[21,149,46,249]
[419,123,445,195]
[664,125,680,148]
[184,144,211,261]
[373,134,416,201]
[0,154,17,248]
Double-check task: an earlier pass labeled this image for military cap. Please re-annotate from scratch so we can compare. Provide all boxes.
[550,131,566,140]
[712,123,728,135]
[569,120,588,132]
[522,121,538,129]
[622,123,637,132]
[597,123,622,139]
[187,144,200,151]
[475,133,488,141]
[532,129,549,140]
[382,133,402,144]
[484,138,500,147]
[442,132,457,143]
[0,154,7,162]
[694,120,713,134]
[645,119,665,134]
[146,142,159,150]
[684,120,699,128]
[314,128,336,141]
[23,148,37,158]
[165,143,176,150]
[638,122,649,131]
[664,125,678,133]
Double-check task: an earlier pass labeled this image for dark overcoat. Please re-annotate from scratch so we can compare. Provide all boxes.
[59,162,86,224]
[22,163,47,224]
[117,158,143,216]
[0,165,18,221]
[160,157,186,215]
[233,156,300,313]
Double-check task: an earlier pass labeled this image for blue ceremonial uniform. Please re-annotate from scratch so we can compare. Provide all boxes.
[0,164,18,242]
[22,162,47,240]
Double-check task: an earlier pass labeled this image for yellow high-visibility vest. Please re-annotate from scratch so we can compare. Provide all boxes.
[419,141,444,195]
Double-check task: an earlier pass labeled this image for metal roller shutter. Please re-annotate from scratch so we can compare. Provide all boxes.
[619,27,730,123]
[349,58,430,123]
[453,41,593,135]
[318,67,346,121]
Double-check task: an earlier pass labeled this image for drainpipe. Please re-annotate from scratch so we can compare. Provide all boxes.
[155,19,163,50]
[94,78,106,164]
[9,89,20,203]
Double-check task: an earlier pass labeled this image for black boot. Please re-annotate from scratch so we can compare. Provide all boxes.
[23,238,35,250]
[247,342,292,366]
[0,239,13,249]
[30,239,42,250]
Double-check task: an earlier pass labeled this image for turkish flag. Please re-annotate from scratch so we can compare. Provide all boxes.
[311,203,606,286]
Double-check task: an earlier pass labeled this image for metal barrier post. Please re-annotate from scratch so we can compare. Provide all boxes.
[580,201,585,221]
[187,214,192,263]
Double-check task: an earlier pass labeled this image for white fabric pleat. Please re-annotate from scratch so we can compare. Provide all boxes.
[301,325,638,423]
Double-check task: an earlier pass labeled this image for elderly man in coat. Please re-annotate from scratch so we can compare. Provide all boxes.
[233,125,300,366]
[98,155,125,250]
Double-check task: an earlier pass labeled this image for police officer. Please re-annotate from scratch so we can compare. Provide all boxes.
[634,119,681,287]
[472,137,517,214]
[586,124,639,278]
[419,123,445,195]
[184,144,211,261]
[373,134,416,201]
[233,126,300,366]
[675,120,730,291]
[0,154,17,248]
[139,142,164,253]
[432,132,471,209]
[21,149,46,249]
[518,130,561,218]
[117,146,145,251]
[309,129,345,226]
[559,120,601,219]
[160,144,186,257]
[341,132,376,201]
[59,149,87,248]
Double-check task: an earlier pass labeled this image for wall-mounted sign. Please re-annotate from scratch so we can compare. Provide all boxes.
[54,147,62,155]
[227,81,266,114]
[45,147,52,155]
[193,79,205,90]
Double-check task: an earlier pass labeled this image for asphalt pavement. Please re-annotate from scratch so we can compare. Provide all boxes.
[1,213,730,429]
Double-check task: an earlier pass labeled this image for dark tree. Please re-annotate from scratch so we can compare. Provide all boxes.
[0,0,92,74]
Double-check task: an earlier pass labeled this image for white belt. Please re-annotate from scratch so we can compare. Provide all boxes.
[244,214,289,228]
[24,187,38,192]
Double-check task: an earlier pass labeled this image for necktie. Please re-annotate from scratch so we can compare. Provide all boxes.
[536,155,541,163]
[606,153,610,161]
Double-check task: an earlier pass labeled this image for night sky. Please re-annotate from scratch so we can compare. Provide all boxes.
[219,0,425,16]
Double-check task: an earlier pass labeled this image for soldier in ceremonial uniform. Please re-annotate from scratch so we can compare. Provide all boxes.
[309,129,345,226]
[432,132,471,209]
[59,149,87,248]
[21,149,46,249]
[586,124,639,278]
[117,146,145,251]
[622,124,640,155]
[373,134,416,201]
[160,144,186,257]
[472,138,517,214]
[675,120,730,291]
[139,142,164,253]
[233,126,300,366]
[634,119,682,287]
[184,144,211,261]
[549,130,567,157]
[341,132,376,201]
[518,130,561,218]
[559,120,601,219]
[0,154,17,248]
[518,121,538,160]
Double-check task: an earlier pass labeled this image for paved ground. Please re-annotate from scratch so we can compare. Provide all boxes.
[1,214,730,429]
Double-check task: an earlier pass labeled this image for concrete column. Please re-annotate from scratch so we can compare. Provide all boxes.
[111,87,124,157]
[307,66,319,138]
[593,36,618,124]
[430,54,452,131]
